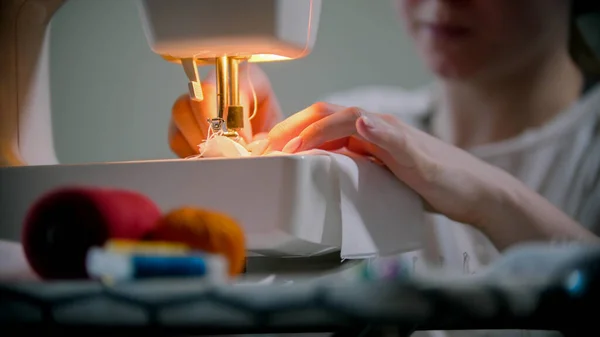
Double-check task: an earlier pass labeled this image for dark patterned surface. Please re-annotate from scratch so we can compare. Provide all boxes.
[1,244,598,336]
[0,277,582,336]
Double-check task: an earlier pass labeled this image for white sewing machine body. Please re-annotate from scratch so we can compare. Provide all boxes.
[0,155,343,256]
[139,0,320,62]
[1,0,424,261]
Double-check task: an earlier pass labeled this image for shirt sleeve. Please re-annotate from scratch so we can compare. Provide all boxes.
[573,124,600,236]
[576,171,600,235]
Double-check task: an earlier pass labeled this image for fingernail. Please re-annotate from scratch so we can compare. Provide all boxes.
[247,139,269,156]
[361,116,376,129]
[282,136,303,153]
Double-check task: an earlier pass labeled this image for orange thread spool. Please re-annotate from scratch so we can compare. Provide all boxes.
[148,207,246,277]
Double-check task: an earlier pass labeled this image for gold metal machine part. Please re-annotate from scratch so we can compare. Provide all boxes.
[181,56,247,140]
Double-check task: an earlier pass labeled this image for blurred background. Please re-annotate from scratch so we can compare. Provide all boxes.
[49,0,599,164]
[49,0,431,164]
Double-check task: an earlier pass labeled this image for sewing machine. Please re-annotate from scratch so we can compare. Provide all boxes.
[1,0,424,270]
[0,0,346,258]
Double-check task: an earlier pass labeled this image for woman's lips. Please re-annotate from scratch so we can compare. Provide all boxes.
[421,23,472,39]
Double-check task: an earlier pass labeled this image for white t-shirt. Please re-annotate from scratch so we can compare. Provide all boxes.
[324,82,600,337]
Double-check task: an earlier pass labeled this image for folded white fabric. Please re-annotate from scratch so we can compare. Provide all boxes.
[327,150,425,259]
[199,135,252,157]
[195,136,425,259]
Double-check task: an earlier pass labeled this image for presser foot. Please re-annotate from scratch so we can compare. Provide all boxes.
[208,118,225,134]
[207,117,242,143]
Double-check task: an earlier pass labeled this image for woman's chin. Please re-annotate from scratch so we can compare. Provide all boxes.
[424,55,486,81]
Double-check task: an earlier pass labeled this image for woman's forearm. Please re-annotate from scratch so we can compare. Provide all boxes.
[478,172,599,251]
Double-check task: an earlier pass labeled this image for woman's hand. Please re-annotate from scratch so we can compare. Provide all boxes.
[168,64,283,158]
[266,102,504,226]
[265,103,599,249]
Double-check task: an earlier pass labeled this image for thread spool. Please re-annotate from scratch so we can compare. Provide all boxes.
[147,207,246,277]
[22,187,161,280]
[86,247,228,283]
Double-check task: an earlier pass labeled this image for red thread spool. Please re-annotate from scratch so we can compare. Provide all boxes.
[22,187,161,280]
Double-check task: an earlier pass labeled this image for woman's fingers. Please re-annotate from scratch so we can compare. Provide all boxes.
[253,132,269,141]
[356,116,404,152]
[291,107,372,153]
[171,95,205,151]
[246,139,270,156]
[267,102,348,152]
[266,103,404,164]
[269,104,398,160]
[356,116,416,169]
[345,134,388,158]
[168,120,197,158]
[355,115,440,199]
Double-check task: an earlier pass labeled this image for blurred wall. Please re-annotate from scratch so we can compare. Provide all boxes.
[49,0,431,164]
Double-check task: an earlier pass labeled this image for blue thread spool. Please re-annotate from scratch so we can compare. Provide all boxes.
[86,247,228,282]
[132,255,208,278]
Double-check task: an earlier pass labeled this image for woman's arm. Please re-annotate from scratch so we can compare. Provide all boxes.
[480,173,599,250]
